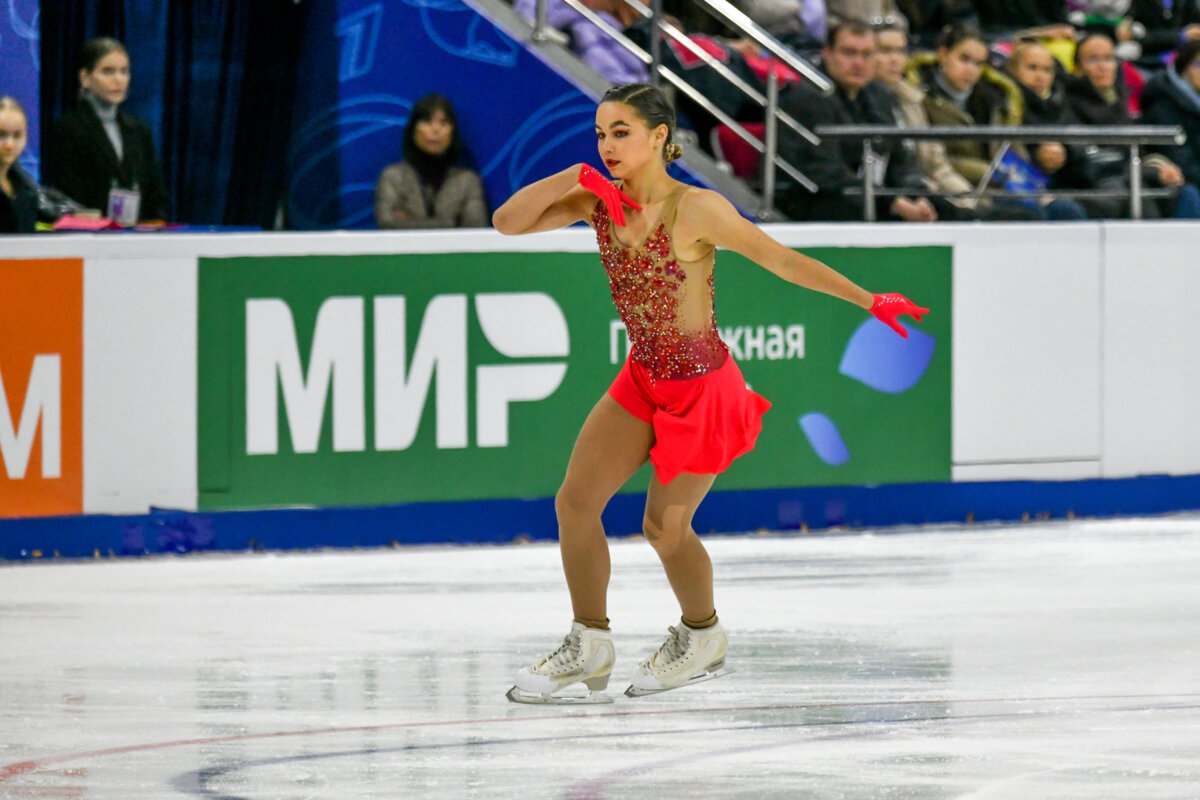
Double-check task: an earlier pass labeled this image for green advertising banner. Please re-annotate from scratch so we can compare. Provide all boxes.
[198,247,950,511]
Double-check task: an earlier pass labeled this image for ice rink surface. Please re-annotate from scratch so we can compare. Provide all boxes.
[2,514,1199,799]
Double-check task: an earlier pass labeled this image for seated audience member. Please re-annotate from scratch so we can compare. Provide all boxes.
[46,37,168,221]
[1009,38,1131,216]
[1066,30,1199,217]
[874,22,973,199]
[905,24,1023,183]
[906,24,1086,218]
[375,93,488,229]
[775,18,938,221]
[874,22,1040,218]
[514,0,648,83]
[0,97,37,234]
[1129,0,1200,64]
[1140,39,1200,187]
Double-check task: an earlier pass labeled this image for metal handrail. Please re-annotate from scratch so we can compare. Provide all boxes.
[814,124,1187,221]
[815,125,1186,145]
[531,0,828,212]
[691,0,831,90]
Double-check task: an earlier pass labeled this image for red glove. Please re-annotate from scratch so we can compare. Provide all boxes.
[578,164,642,227]
[870,293,929,339]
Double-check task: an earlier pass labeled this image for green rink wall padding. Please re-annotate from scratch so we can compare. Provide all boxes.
[3,475,1200,561]
[197,246,952,511]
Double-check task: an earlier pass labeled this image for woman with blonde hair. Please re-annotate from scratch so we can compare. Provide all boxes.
[0,97,37,234]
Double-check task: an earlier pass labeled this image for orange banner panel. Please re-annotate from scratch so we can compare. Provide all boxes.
[0,259,84,518]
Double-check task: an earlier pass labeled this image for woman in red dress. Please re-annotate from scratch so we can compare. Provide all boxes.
[493,83,926,703]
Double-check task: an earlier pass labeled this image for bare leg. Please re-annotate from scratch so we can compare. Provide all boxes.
[556,394,654,623]
[643,472,718,622]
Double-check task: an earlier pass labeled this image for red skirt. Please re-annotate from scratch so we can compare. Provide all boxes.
[607,354,771,485]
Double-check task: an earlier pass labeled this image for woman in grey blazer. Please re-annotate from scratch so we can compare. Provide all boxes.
[374,94,488,229]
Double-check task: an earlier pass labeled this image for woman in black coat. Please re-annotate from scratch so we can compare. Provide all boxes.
[1065,31,1199,218]
[1141,40,1200,188]
[0,96,38,234]
[46,37,168,221]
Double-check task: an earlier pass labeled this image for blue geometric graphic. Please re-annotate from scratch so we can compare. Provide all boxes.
[336,3,383,82]
[799,412,850,466]
[838,319,936,394]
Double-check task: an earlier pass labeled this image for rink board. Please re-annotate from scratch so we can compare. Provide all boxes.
[1,223,1199,557]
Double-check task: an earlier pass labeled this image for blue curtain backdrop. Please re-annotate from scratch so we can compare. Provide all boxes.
[40,0,312,226]
[2,0,40,181]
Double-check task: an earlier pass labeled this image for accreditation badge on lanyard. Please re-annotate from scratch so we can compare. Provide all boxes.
[107,187,141,226]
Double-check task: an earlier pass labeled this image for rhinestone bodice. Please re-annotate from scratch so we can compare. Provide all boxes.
[592,193,727,380]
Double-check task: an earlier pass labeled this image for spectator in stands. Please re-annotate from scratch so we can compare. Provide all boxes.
[906,24,1087,218]
[1141,39,1200,187]
[905,23,1023,184]
[873,22,977,204]
[1009,38,1132,216]
[775,18,939,221]
[1129,0,1200,65]
[0,97,37,234]
[375,93,488,229]
[46,37,168,221]
[874,20,1042,218]
[515,0,648,83]
[1065,30,1200,217]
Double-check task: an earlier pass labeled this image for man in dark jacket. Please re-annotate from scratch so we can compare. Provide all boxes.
[1141,39,1200,187]
[775,18,939,221]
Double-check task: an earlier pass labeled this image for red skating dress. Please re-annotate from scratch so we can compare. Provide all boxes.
[592,186,771,485]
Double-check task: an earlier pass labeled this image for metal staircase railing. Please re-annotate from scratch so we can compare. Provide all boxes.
[532,0,828,214]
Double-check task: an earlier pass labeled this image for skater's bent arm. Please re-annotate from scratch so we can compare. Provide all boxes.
[492,165,594,235]
[683,190,874,309]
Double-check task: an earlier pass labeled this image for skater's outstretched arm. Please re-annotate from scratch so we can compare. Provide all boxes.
[492,164,600,236]
[675,189,929,336]
[677,188,874,308]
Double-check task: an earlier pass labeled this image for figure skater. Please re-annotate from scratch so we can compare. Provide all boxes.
[493,82,927,703]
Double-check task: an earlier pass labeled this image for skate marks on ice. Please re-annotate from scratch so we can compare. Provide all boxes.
[2,518,1200,797]
[5,690,1198,799]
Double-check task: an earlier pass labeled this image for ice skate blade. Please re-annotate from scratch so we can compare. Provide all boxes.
[624,665,735,697]
[506,686,614,705]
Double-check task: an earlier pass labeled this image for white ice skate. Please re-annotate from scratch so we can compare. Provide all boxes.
[626,621,733,697]
[507,622,616,705]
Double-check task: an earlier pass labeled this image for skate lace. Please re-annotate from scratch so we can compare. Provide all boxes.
[538,630,583,671]
[652,625,689,667]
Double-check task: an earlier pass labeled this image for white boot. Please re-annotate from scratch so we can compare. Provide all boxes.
[628,620,731,695]
[509,622,615,703]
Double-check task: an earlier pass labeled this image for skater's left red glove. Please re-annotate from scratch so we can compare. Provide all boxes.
[578,164,642,227]
[870,293,929,339]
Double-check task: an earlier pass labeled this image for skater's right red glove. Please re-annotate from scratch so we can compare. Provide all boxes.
[578,164,641,227]
[870,293,929,339]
